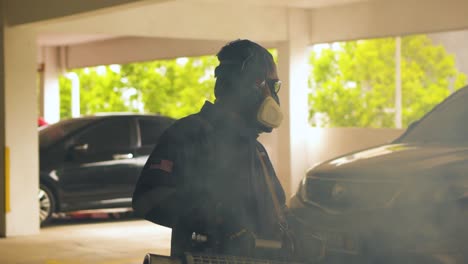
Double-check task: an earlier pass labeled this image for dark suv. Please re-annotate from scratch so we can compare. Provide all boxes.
[39,114,174,225]
[290,86,468,263]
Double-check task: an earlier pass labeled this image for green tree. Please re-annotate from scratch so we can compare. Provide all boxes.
[121,56,217,119]
[60,66,140,118]
[309,35,467,128]
[60,56,218,119]
[59,76,72,118]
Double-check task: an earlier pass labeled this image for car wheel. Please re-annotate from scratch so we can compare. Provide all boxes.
[39,184,56,226]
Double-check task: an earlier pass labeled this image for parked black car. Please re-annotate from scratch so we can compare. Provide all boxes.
[290,86,468,264]
[39,114,174,225]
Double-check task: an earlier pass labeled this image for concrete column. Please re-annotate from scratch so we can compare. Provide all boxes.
[42,46,61,123]
[0,0,6,238]
[4,26,39,236]
[274,9,311,199]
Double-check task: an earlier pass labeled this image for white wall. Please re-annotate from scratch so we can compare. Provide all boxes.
[42,47,61,123]
[273,9,311,198]
[306,127,404,167]
[4,26,40,236]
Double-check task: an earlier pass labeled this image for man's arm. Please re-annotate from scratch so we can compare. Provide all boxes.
[132,130,182,227]
[132,119,217,229]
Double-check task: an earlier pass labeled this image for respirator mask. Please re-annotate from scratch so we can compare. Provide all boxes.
[255,79,283,129]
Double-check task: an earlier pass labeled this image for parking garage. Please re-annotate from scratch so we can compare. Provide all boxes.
[2,0,468,263]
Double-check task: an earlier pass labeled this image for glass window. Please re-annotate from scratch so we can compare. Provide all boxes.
[40,118,96,149]
[398,89,468,143]
[77,118,131,151]
[139,118,172,146]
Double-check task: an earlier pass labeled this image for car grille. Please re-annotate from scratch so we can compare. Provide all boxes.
[303,229,361,254]
[305,177,400,212]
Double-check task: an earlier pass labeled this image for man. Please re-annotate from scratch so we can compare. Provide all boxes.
[132,39,291,259]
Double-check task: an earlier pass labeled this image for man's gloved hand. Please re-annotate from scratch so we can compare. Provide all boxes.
[224,228,257,256]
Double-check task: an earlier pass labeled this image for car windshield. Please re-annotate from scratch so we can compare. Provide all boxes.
[39,118,96,149]
[397,87,468,144]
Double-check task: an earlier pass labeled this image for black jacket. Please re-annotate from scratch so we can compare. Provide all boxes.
[132,101,287,256]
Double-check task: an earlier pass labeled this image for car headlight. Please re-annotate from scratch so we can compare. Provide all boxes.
[331,183,347,201]
[300,176,350,210]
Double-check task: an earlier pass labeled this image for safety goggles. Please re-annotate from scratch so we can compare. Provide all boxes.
[265,79,282,94]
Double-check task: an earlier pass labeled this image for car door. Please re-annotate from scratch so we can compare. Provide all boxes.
[58,117,138,208]
[133,117,174,186]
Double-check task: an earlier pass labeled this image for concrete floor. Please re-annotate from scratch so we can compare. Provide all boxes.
[0,218,172,264]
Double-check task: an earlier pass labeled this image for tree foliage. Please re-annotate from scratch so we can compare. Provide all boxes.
[309,35,467,128]
[60,56,217,119]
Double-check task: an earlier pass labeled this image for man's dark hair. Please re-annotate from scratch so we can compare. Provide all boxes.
[214,39,274,100]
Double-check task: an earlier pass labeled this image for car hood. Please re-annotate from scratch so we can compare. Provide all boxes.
[308,143,468,180]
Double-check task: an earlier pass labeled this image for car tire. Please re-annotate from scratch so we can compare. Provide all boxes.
[39,184,56,226]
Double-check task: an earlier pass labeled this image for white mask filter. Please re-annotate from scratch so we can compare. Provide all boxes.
[257,96,283,128]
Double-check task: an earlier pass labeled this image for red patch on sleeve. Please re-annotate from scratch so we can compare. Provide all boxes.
[149,159,174,173]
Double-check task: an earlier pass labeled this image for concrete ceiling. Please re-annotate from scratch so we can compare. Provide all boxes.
[35,0,374,46]
[34,0,468,49]
[178,0,373,8]
[36,34,116,46]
